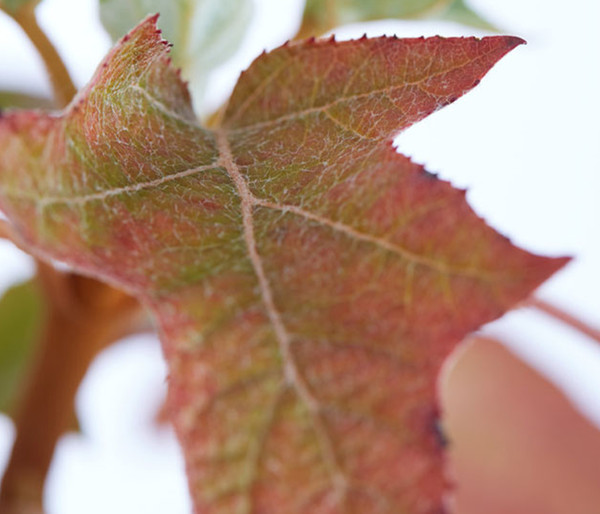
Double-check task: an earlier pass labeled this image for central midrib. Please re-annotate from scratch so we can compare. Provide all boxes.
[214,128,349,504]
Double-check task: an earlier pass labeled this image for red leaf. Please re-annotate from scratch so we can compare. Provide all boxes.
[0,17,566,513]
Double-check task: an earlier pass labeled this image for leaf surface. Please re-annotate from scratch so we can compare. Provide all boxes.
[0,17,567,513]
[299,0,497,39]
[99,0,253,113]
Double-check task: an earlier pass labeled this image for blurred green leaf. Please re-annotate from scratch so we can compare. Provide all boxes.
[99,0,253,114]
[0,90,54,110]
[442,0,499,31]
[0,279,44,414]
[299,0,497,38]
[0,0,40,14]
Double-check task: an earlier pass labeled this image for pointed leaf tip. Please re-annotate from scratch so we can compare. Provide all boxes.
[509,36,526,47]
[65,12,194,125]
[100,1,254,114]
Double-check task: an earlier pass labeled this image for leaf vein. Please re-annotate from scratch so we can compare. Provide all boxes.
[254,198,492,280]
[1,162,222,208]
[215,128,351,506]
[322,109,376,141]
[128,84,197,126]
[239,382,287,513]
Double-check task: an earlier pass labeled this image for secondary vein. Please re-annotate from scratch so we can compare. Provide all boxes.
[2,162,221,208]
[254,198,491,281]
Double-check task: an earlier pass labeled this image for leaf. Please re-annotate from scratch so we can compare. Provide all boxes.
[0,0,39,14]
[442,0,498,32]
[443,337,600,513]
[0,17,567,512]
[99,0,253,113]
[0,279,44,414]
[299,0,497,39]
[0,90,54,110]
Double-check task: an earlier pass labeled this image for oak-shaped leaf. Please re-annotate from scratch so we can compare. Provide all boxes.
[0,16,567,513]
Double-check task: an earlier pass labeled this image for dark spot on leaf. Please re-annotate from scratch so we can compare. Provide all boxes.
[433,418,450,449]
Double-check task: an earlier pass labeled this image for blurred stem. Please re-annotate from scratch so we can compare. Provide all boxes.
[0,275,142,513]
[0,218,15,240]
[9,3,76,108]
[528,297,600,345]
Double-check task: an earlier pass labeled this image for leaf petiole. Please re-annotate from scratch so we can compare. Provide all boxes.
[528,297,600,345]
[8,3,76,108]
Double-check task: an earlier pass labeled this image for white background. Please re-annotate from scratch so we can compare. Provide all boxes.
[0,0,599,512]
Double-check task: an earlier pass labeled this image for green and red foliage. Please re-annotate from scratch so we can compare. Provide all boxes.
[3,1,598,513]
[0,16,568,512]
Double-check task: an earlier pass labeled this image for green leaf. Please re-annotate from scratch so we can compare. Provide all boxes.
[0,279,44,414]
[442,0,499,32]
[0,18,566,512]
[99,0,253,113]
[299,0,497,38]
[0,90,54,110]
[0,0,39,14]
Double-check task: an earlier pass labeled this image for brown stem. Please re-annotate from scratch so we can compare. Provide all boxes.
[0,275,143,513]
[8,3,76,108]
[528,297,600,345]
[0,218,15,240]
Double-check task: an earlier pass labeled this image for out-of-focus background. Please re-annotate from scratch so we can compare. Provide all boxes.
[0,0,598,512]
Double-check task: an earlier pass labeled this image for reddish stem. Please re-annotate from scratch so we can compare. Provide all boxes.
[528,297,600,345]
[8,4,76,108]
